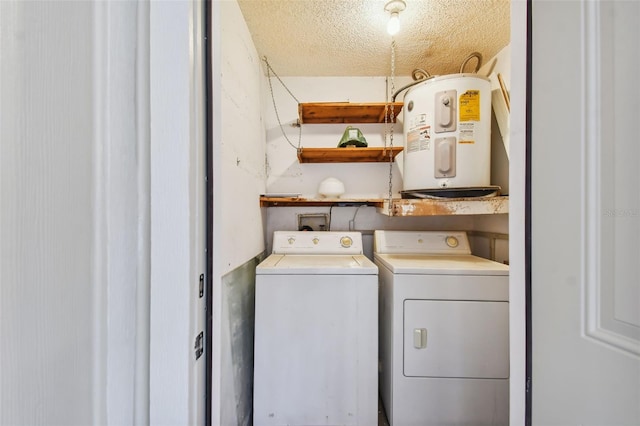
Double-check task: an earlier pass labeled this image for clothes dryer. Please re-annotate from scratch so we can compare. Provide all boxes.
[254,231,378,426]
[374,230,509,426]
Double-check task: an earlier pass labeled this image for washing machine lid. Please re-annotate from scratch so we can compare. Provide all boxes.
[374,253,508,275]
[257,254,378,275]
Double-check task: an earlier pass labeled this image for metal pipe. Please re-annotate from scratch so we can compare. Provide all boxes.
[459,51,483,73]
[391,74,435,102]
[393,51,483,102]
[412,68,431,80]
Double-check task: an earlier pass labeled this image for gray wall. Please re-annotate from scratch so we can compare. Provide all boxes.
[220,255,265,426]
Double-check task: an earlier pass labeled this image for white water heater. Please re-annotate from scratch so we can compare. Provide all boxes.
[402,73,492,192]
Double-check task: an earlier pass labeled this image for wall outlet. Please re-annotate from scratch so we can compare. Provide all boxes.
[298,213,329,231]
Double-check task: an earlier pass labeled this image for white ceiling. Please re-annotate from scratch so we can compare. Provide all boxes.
[237,0,511,77]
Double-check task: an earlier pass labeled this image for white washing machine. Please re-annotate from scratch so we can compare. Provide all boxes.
[374,230,510,426]
[254,231,378,426]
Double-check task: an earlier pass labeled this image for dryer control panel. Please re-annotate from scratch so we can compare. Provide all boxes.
[373,230,471,255]
[272,231,364,255]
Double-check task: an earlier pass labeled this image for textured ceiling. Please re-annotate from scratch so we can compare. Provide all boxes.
[237,0,511,77]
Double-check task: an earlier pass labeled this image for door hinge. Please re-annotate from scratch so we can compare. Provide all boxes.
[194,331,204,360]
[199,274,204,298]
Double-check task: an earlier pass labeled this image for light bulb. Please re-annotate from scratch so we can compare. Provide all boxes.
[387,11,400,35]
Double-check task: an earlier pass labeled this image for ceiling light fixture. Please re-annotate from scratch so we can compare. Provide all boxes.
[384,0,406,36]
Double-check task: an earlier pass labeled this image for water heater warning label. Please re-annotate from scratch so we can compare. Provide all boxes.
[459,90,481,122]
[407,126,431,153]
[459,122,476,144]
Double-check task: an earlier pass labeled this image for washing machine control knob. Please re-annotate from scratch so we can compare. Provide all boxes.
[312,237,319,245]
[445,236,459,248]
[288,237,295,245]
[340,236,353,248]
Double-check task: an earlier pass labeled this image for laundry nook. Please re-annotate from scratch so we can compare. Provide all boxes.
[219,0,515,423]
[230,1,512,424]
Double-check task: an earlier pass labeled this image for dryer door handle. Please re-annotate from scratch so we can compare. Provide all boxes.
[413,328,427,349]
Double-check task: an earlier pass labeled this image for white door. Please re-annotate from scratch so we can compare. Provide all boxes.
[531,1,640,424]
[1,1,206,424]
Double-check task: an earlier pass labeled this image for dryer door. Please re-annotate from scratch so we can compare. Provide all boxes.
[403,299,509,378]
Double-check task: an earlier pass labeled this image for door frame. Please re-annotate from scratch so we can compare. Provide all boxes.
[508,1,531,425]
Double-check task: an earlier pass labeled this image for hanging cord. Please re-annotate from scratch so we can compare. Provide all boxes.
[328,205,334,231]
[349,205,365,231]
[263,57,302,151]
[386,40,397,215]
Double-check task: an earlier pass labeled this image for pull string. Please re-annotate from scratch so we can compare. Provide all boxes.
[386,39,397,215]
[263,57,302,150]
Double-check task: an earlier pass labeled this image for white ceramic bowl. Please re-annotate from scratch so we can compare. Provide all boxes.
[318,177,345,198]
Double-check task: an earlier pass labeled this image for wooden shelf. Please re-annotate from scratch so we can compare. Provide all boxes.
[298,102,403,124]
[297,147,403,163]
[378,196,509,217]
[260,195,508,217]
[260,196,384,208]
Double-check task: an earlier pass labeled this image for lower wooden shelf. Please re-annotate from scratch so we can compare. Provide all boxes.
[260,196,384,208]
[260,195,509,216]
[378,196,509,216]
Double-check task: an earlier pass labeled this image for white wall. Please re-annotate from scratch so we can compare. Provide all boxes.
[479,44,511,195]
[212,2,267,425]
[216,1,267,272]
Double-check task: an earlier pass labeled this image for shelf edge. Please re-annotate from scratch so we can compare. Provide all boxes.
[260,197,384,208]
[377,196,510,217]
